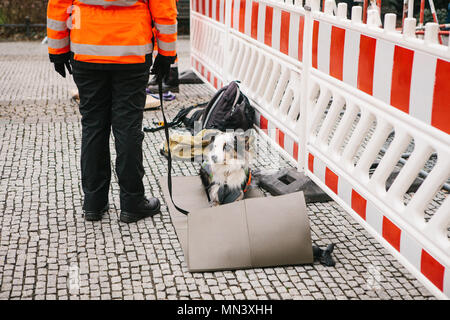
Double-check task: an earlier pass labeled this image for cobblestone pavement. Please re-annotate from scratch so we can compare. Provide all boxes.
[0,42,436,300]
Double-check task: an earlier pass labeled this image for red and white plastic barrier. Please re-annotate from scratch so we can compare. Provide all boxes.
[311,13,449,134]
[190,0,450,299]
[308,152,449,295]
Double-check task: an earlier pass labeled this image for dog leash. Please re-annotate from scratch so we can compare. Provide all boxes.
[158,78,190,215]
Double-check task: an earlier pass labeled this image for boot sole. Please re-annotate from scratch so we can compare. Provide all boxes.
[84,207,109,221]
[120,202,161,223]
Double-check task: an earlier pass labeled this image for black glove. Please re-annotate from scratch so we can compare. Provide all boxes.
[54,60,72,78]
[50,52,72,78]
[151,54,175,81]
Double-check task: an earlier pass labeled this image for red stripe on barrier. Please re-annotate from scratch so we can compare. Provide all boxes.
[298,15,305,62]
[330,26,345,81]
[207,71,211,83]
[312,20,319,69]
[431,59,450,134]
[325,167,338,194]
[239,0,246,34]
[251,1,259,40]
[264,6,273,47]
[216,0,220,21]
[293,142,299,161]
[382,217,401,251]
[421,250,445,292]
[390,45,414,114]
[280,11,290,55]
[201,0,205,15]
[214,77,218,89]
[260,115,268,134]
[276,129,285,149]
[209,0,212,18]
[308,153,314,173]
[357,35,376,95]
[351,190,367,220]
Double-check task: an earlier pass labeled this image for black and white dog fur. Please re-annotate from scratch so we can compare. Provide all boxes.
[200,131,254,206]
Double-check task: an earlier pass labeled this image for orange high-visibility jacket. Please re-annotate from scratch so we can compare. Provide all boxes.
[47,0,177,65]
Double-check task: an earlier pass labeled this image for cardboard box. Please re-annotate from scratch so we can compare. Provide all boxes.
[160,176,314,272]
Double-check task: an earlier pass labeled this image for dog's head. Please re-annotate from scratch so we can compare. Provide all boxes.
[207,131,254,168]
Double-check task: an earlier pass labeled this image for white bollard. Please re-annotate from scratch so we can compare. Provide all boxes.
[324,0,334,15]
[384,13,397,32]
[367,9,382,27]
[424,22,439,44]
[351,5,362,24]
[337,3,347,19]
[403,17,416,38]
[310,0,320,12]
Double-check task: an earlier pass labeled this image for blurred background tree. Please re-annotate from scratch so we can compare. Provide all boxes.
[0,1,48,24]
[383,0,448,23]
[0,1,48,40]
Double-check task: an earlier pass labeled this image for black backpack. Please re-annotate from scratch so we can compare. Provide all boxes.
[144,81,254,133]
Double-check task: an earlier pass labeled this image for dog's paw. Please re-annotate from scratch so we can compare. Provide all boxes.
[209,200,220,207]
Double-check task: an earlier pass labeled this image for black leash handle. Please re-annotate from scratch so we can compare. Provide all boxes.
[158,78,189,215]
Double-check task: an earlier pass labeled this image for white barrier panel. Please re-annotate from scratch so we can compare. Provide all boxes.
[227,0,310,167]
[190,0,450,299]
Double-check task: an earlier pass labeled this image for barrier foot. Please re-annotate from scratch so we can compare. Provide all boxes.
[179,69,204,84]
[254,168,332,203]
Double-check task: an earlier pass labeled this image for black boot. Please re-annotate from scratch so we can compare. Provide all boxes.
[164,66,180,92]
[120,197,161,223]
[146,66,180,93]
[148,73,160,86]
[84,203,109,221]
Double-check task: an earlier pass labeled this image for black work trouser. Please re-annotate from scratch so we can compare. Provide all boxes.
[73,67,150,212]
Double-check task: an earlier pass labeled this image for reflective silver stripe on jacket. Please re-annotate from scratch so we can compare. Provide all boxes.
[77,0,140,7]
[47,18,67,31]
[71,42,153,57]
[48,36,70,49]
[154,22,177,35]
[157,39,176,52]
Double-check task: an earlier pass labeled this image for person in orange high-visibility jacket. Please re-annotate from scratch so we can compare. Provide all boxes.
[47,0,177,223]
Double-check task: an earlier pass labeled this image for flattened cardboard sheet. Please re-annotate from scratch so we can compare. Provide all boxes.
[160,176,313,272]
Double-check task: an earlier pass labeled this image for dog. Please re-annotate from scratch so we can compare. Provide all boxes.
[200,131,255,206]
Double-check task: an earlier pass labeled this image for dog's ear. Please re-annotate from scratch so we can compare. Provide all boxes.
[244,130,255,150]
[234,134,239,152]
[234,133,247,153]
[242,134,254,151]
[233,133,251,157]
